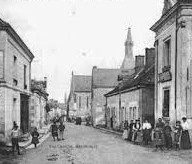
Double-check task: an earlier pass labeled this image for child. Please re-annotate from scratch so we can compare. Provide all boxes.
[174,121,182,150]
[31,127,39,148]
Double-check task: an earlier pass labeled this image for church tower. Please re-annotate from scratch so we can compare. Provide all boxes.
[121,27,135,75]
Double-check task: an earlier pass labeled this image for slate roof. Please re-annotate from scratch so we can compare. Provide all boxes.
[92,68,120,88]
[105,64,154,97]
[73,75,92,92]
[0,18,34,59]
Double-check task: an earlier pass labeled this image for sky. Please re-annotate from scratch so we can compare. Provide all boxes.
[0,0,163,102]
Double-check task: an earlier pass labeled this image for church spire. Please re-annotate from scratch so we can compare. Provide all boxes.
[121,27,135,71]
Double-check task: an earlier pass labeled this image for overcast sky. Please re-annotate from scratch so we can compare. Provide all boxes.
[0,0,163,102]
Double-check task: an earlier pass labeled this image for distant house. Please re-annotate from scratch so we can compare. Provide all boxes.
[68,72,92,118]
[0,18,34,142]
[91,67,120,126]
[105,48,155,130]
[30,78,48,130]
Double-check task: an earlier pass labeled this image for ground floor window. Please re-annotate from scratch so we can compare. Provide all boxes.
[162,89,170,117]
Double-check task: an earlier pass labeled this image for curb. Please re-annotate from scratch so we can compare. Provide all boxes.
[94,126,123,136]
[26,132,51,149]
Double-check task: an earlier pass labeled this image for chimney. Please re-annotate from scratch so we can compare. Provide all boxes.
[44,77,47,90]
[135,55,144,72]
[145,48,155,66]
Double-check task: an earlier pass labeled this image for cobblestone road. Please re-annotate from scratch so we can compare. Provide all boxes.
[0,123,191,164]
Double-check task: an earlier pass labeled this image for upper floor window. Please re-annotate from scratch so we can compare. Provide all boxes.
[24,65,27,89]
[79,96,81,108]
[14,56,17,64]
[87,96,89,108]
[0,51,4,79]
[163,38,171,70]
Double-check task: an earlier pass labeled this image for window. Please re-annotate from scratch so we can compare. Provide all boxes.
[0,51,4,79]
[162,89,170,117]
[163,39,171,69]
[79,96,81,108]
[24,65,27,89]
[74,94,77,103]
[14,56,17,63]
[187,68,189,81]
[87,96,89,108]
[13,79,18,86]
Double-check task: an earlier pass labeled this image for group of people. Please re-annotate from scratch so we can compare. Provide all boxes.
[122,117,191,150]
[50,121,65,141]
[10,120,66,155]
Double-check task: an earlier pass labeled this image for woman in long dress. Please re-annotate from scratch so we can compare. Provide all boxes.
[180,117,191,149]
[142,120,152,145]
[122,120,129,140]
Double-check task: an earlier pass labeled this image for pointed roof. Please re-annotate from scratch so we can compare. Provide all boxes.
[92,67,120,88]
[121,27,135,71]
[105,64,154,97]
[73,75,92,92]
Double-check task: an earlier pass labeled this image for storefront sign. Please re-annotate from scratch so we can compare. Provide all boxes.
[159,71,172,83]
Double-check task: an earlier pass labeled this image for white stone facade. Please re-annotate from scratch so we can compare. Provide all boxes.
[0,26,34,142]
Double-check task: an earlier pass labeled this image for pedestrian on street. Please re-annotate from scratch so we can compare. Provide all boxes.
[154,118,165,151]
[180,117,191,149]
[142,119,152,145]
[31,127,39,148]
[51,121,59,141]
[163,121,172,150]
[128,120,134,141]
[58,121,65,140]
[122,120,129,140]
[174,121,182,150]
[11,121,20,155]
[133,119,142,144]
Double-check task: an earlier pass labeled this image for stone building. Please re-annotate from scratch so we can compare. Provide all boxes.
[68,72,92,118]
[0,18,34,142]
[150,0,192,128]
[105,48,155,130]
[30,78,48,130]
[91,67,120,126]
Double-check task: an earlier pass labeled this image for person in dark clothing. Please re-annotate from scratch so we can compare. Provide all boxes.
[180,117,191,149]
[154,118,165,150]
[58,121,65,140]
[122,120,129,140]
[31,127,39,148]
[142,119,152,145]
[128,120,134,141]
[133,119,142,144]
[163,121,172,150]
[51,121,59,141]
[174,121,182,150]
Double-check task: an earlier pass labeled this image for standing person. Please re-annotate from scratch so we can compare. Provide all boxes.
[163,121,172,150]
[174,121,182,150]
[31,127,39,148]
[128,120,134,141]
[133,119,142,144]
[59,121,65,140]
[122,120,129,140]
[142,119,152,145]
[11,121,20,155]
[51,121,59,141]
[180,117,191,149]
[154,118,165,151]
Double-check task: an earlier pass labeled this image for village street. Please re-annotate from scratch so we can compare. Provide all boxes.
[1,123,192,164]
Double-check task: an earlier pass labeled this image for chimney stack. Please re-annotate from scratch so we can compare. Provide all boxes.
[145,48,155,66]
[135,55,144,72]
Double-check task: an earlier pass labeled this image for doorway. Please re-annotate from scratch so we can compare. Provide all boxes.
[20,94,29,134]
